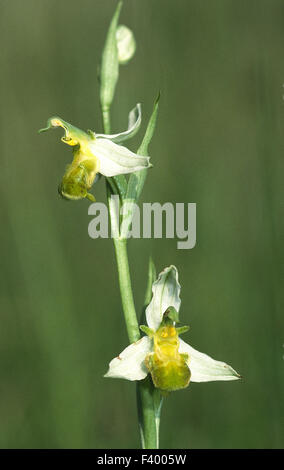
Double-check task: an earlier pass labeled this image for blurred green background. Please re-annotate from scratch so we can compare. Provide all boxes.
[0,0,283,448]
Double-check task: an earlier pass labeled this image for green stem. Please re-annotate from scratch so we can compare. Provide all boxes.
[113,239,158,448]
[103,106,158,449]
[137,378,159,449]
[113,238,140,343]
[102,105,111,134]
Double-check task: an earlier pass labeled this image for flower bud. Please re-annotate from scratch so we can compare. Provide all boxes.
[116,25,136,65]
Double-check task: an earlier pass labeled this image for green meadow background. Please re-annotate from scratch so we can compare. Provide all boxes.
[0,0,283,448]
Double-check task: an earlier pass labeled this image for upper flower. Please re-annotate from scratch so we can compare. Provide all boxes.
[105,266,240,392]
[116,25,136,64]
[39,103,150,201]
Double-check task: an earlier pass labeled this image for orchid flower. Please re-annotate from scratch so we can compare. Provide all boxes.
[105,266,240,391]
[39,104,150,201]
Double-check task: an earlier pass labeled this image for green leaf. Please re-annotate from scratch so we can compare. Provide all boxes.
[100,1,123,114]
[120,94,160,238]
[132,92,160,202]
[112,175,127,199]
[138,92,160,157]
[128,92,160,199]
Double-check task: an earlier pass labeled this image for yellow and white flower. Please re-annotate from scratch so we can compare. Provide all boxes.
[39,104,149,201]
[105,266,240,391]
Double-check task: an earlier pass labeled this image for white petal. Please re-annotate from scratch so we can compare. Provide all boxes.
[104,336,152,381]
[179,339,240,382]
[91,138,150,177]
[96,103,141,143]
[146,265,181,331]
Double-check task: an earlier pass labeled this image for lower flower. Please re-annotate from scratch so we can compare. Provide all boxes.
[105,266,240,392]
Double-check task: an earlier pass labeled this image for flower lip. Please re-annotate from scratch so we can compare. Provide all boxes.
[58,184,86,201]
[58,183,69,200]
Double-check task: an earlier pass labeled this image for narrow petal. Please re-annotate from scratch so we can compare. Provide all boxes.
[96,103,142,143]
[146,265,181,331]
[179,339,240,382]
[104,336,152,381]
[91,138,150,177]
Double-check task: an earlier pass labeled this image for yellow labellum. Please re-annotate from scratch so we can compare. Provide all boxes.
[145,325,191,392]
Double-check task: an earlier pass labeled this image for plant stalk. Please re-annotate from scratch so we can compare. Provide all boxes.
[102,105,159,449]
[113,238,140,343]
[102,105,111,134]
